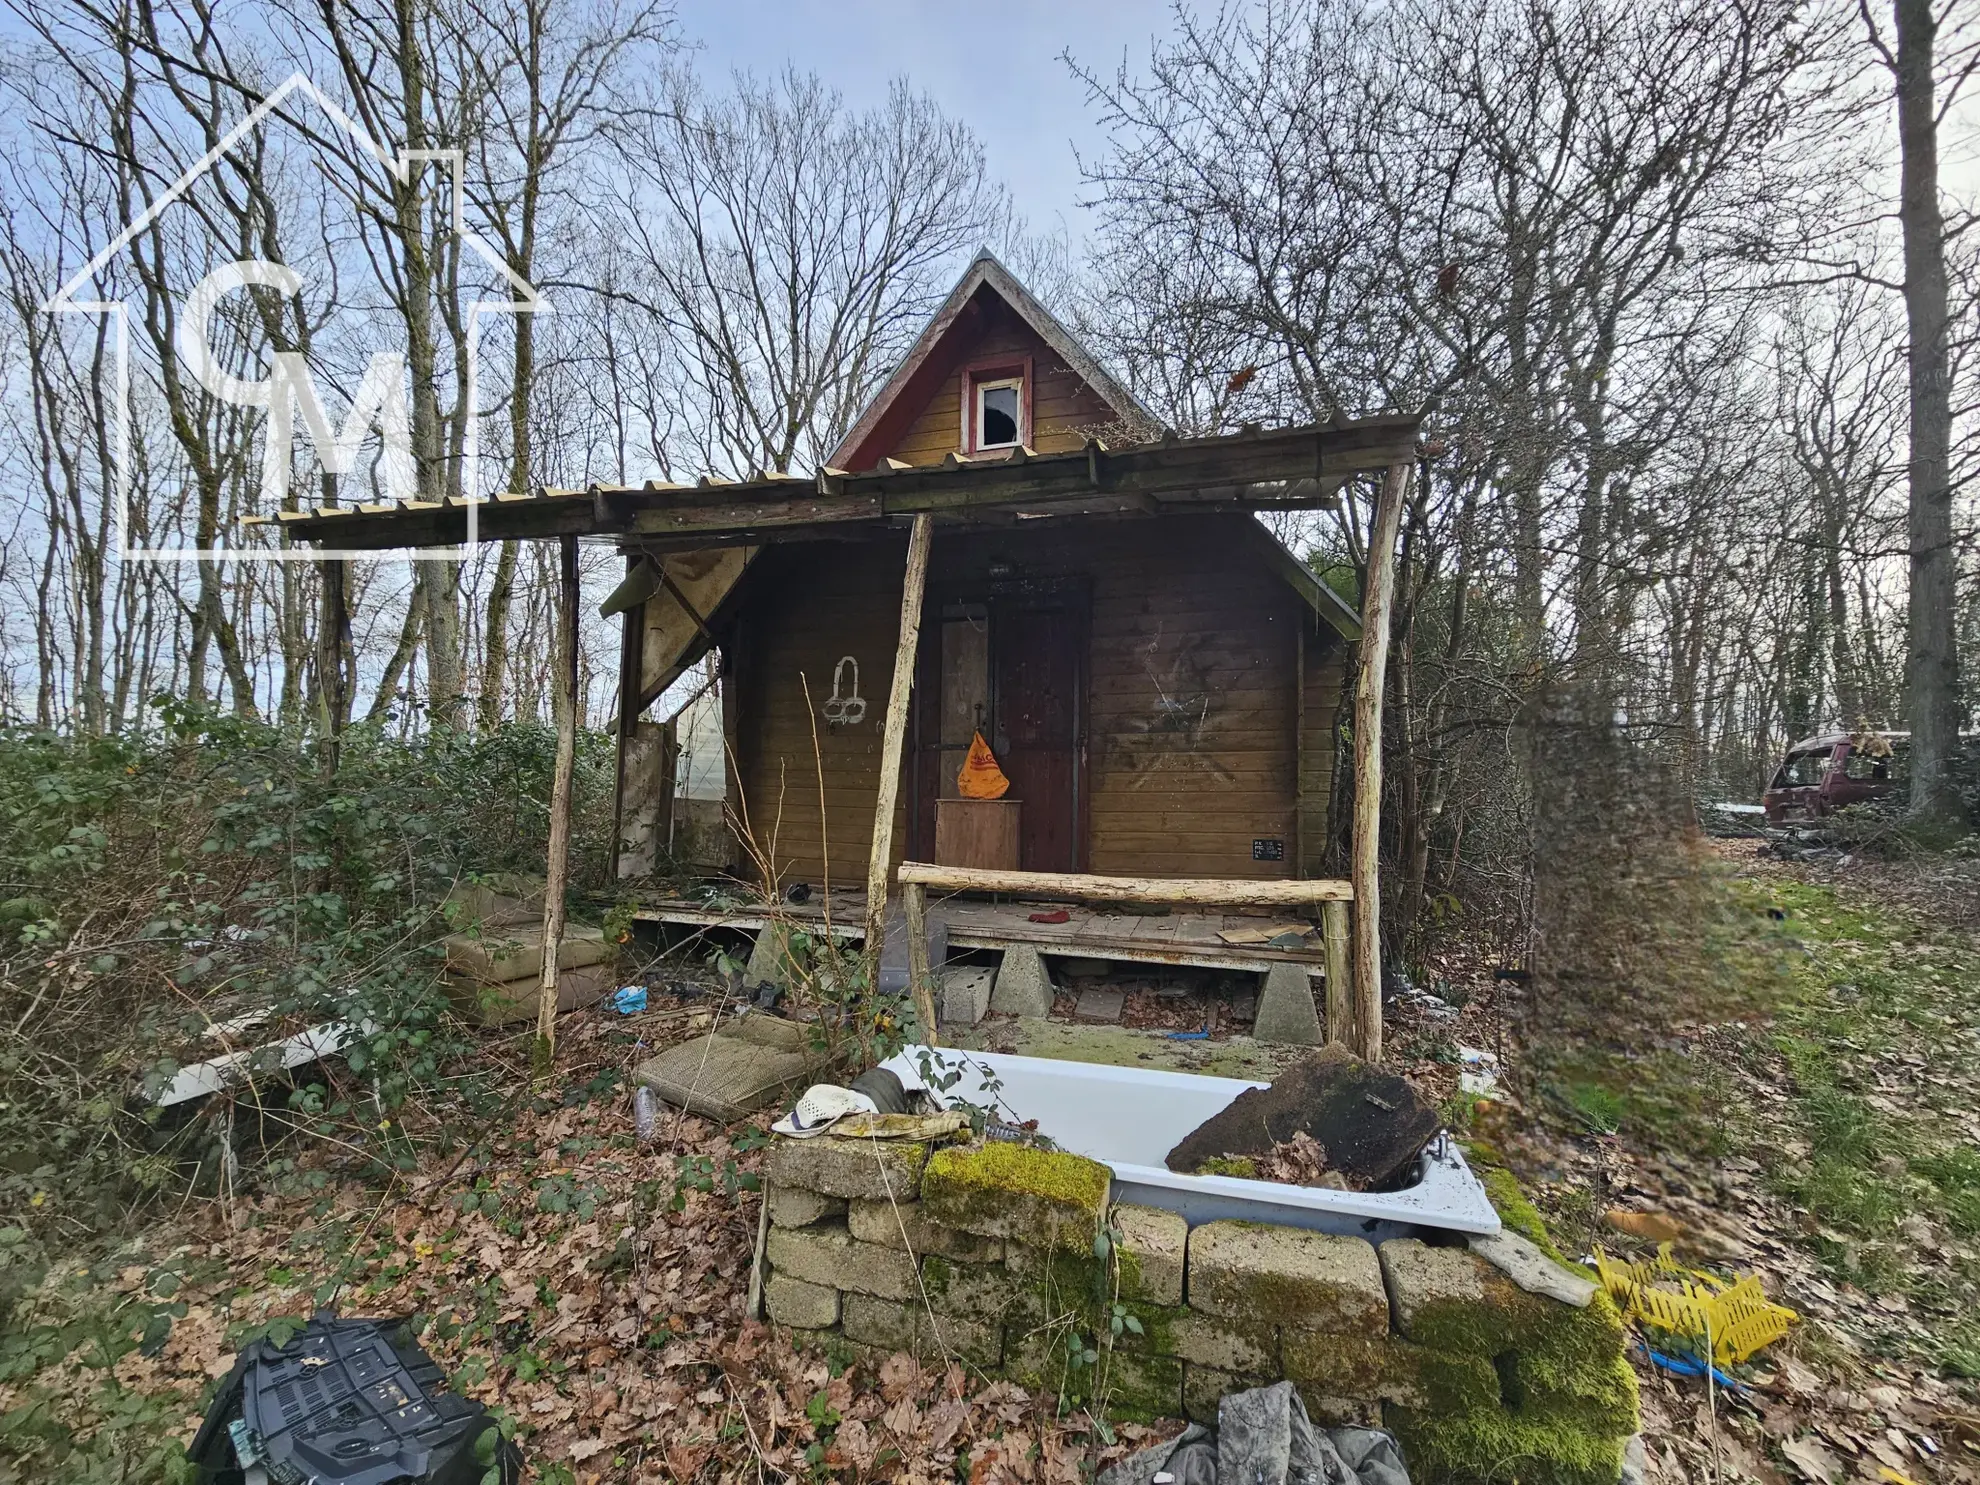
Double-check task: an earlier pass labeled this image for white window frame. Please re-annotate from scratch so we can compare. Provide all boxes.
[974,376,1025,450]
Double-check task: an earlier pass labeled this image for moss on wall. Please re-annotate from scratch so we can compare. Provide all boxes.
[922,1140,1110,1249]
[1387,1406,1630,1485]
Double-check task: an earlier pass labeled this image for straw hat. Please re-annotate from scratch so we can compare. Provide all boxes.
[771,1084,879,1139]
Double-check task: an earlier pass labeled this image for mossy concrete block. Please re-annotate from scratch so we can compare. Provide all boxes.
[768,1184,846,1229]
[1507,1344,1641,1438]
[766,1221,918,1300]
[1168,1310,1278,1374]
[1182,1364,1273,1425]
[918,1255,1034,1324]
[990,945,1054,1017]
[1283,1329,1498,1413]
[921,1140,1111,1251]
[1380,1238,1484,1332]
[1380,1239,1629,1380]
[1005,1331,1183,1422]
[764,1273,841,1329]
[1384,1405,1630,1485]
[1187,1223,1388,1334]
[744,923,800,987]
[1300,1393,1383,1428]
[1006,1241,1105,1296]
[1253,962,1323,1045]
[1111,1203,1187,1306]
[766,1134,930,1202]
[840,1293,1003,1367]
[848,1197,1004,1262]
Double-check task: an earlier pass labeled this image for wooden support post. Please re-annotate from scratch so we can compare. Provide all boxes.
[1322,898,1352,1045]
[902,880,940,1047]
[610,552,644,880]
[863,513,934,980]
[535,532,581,1070]
[1351,461,1410,1062]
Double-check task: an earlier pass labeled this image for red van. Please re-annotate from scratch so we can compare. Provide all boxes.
[1762,732,1902,823]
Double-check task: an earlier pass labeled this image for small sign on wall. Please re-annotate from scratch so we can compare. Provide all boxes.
[1252,838,1285,862]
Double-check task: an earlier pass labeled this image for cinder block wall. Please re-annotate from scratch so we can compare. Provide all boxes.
[760,1135,1638,1485]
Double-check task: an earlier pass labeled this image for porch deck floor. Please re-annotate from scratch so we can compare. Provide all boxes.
[633,886,1326,976]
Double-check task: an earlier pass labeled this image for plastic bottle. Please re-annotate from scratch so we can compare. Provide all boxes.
[633,1085,659,1144]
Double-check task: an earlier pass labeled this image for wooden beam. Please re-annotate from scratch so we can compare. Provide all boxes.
[1351,461,1410,1062]
[534,532,581,1069]
[895,861,1352,907]
[863,513,935,982]
[902,880,941,1048]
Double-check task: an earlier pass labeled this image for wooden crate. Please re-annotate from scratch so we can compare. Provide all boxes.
[935,799,1022,871]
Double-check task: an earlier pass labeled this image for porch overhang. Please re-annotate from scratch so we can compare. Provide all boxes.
[254,414,1422,553]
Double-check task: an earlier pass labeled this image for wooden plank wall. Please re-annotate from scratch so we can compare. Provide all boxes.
[728,514,1347,887]
[886,293,1121,466]
[1299,625,1349,878]
[731,538,912,891]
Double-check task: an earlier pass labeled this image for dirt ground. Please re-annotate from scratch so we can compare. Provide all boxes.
[1379,840,1980,1485]
[5,843,1979,1484]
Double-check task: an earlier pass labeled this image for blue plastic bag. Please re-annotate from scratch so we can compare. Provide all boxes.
[611,985,648,1015]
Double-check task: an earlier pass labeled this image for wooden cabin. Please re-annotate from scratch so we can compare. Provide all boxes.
[270,251,1420,1049]
[626,254,1369,889]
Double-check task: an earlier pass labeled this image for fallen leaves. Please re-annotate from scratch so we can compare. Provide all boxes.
[1782,1433,1843,1484]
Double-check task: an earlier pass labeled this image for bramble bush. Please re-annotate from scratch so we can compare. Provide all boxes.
[0,704,617,1268]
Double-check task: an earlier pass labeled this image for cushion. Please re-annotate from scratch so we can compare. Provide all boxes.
[442,922,609,982]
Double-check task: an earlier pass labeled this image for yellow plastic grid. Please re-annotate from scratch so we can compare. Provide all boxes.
[1594,1243,1798,1366]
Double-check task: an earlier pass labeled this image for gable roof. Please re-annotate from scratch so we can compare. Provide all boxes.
[827,250,1159,471]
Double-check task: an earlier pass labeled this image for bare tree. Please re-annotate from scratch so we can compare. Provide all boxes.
[609,67,1010,475]
[450,0,673,731]
[1862,0,1979,825]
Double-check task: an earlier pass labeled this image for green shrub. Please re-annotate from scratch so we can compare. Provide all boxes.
[0,706,616,1244]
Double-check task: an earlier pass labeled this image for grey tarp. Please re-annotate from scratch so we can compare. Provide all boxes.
[1097,1382,1410,1485]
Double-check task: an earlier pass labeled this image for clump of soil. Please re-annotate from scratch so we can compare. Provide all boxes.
[1164,1044,1440,1190]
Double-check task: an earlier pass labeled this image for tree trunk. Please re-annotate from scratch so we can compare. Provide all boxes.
[369,582,425,722]
[480,540,521,729]
[1894,0,1966,826]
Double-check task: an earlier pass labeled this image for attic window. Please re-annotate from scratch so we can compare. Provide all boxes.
[975,377,1022,449]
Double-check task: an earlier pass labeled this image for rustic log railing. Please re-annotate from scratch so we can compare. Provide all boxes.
[894,862,1356,1050]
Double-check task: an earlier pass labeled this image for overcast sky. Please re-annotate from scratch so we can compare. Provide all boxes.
[676,0,1178,249]
[679,1,1980,263]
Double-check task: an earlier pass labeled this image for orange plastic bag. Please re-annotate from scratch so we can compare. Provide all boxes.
[957,731,1011,799]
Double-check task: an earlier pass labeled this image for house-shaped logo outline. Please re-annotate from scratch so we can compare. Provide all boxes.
[44,70,549,563]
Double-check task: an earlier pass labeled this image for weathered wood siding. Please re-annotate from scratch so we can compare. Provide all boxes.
[1299,628,1349,878]
[730,538,913,890]
[887,292,1120,467]
[728,515,1346,886]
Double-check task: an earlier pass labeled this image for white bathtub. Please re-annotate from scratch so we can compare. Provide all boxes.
[880,1046,1501,1242]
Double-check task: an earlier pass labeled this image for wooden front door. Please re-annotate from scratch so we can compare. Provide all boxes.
[990,593,1085,872]
[911,590,1087,871]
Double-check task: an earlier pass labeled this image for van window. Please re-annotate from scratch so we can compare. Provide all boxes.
[1774,750,1828,788]
[1843,750,1886,781]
